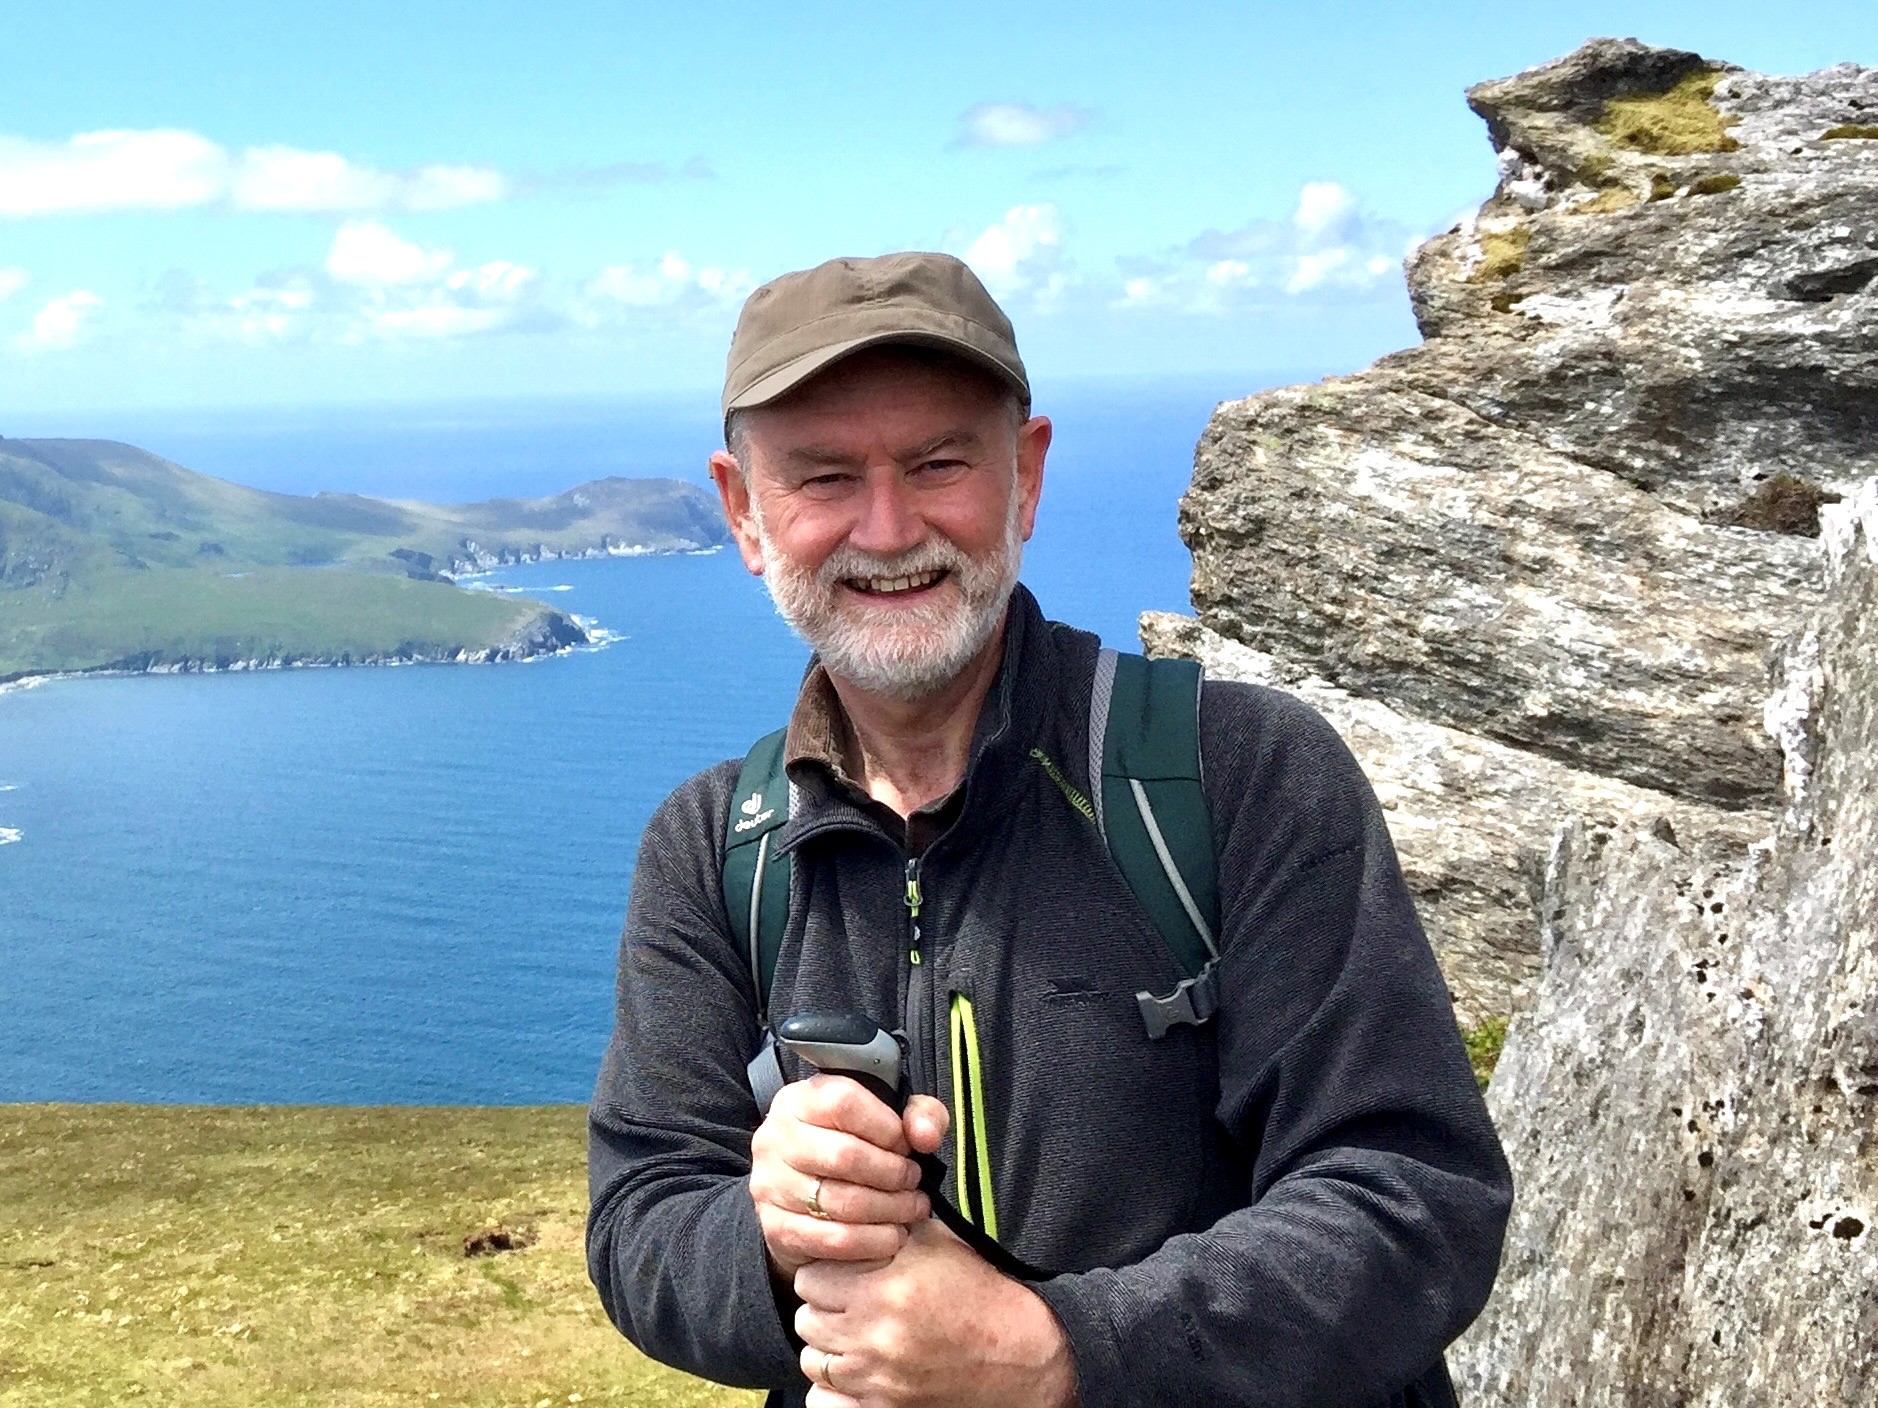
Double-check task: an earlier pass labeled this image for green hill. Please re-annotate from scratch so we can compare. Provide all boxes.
[0,436,729,683]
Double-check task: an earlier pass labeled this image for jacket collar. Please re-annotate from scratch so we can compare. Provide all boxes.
[775,583,1054,856]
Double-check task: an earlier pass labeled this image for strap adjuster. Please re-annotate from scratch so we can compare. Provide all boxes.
[1135,961,1220,1040]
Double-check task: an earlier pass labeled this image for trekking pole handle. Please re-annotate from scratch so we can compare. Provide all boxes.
[774,1010,907,1114]
[775,1009,1052,1283]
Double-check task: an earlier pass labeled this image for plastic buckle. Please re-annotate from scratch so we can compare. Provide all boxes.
[1135,962,1220,1040]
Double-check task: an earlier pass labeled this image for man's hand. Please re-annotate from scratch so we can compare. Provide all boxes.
[750,1074,947,1278]
[792,1219,1078,1408]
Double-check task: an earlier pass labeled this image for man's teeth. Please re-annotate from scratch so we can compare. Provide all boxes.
[853,569,943,594]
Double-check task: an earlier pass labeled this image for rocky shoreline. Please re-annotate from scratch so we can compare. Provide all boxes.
[0,599,590,691]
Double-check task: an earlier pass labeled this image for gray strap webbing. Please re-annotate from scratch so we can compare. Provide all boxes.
[1089,647,1118,841]
[1128,778,1219,961]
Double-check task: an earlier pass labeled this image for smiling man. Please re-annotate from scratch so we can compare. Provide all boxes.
[586,253,1512,1408]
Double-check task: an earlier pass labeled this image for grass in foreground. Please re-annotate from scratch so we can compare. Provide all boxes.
[0,1104,759,1408]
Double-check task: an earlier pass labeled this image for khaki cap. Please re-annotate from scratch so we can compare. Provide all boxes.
[721,252,1029,418]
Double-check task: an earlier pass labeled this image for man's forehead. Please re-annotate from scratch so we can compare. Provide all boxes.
[740,349,1017,455]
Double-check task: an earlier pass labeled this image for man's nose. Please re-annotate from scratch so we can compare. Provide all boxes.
[847,470,925,558]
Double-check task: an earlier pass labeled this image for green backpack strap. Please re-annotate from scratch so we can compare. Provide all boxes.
[1090,648,1222,1040]
[722,727,792,1032]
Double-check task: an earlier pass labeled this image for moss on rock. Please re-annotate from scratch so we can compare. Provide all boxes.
[1596,70,1741,155]
[1464,1017,1510,1090]
[1471,224,1532,282]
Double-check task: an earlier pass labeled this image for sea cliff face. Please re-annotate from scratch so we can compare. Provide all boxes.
[1148,36,1878,1398]
[1146,37,1876,1023]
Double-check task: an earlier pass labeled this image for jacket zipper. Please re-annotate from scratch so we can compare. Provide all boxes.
[903,855,934,1096]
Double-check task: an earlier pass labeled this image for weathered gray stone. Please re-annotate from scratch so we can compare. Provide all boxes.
[1184,383,1820,807]
[1153,40,1874,1014]
[1140,611,1763,1024]
[1173,39,1878,810]
[1451,479,1878,1404]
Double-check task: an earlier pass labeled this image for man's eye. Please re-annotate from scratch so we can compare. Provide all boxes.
[917,459,966,475]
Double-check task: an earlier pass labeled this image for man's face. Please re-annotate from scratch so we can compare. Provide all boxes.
[710,349,1050,701]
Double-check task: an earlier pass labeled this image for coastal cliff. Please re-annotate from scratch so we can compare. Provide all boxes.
[1145,38,1875,1022]
[1148,37,1878,1397]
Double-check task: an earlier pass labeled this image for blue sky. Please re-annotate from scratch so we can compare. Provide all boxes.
[2,0,1873,416]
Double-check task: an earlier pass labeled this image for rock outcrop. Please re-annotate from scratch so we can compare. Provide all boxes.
[1147,39,1876,1019]
[1140,612,1766,1019]
[1452,481,1878,1404]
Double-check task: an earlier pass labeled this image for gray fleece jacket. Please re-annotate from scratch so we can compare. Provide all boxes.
[587,585,1512,1408]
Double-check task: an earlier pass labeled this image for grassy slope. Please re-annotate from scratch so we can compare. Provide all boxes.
[0,567,558,679]
[0,1105,759,1408]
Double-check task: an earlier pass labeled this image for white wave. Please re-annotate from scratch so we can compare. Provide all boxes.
[567,612,623,650]
[548,584,573,592]
[0,827,21,846]
[0,675,55,697]
[0,783,15,792]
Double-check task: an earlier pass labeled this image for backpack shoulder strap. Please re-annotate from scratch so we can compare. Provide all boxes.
[1090,647,1222,1039]
[722,727,791,1030]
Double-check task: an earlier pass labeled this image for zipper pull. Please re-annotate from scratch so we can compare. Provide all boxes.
[904,857,924,918]
[905,857,924,966]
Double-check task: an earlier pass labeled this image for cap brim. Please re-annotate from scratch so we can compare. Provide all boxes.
[724,330,1028,415]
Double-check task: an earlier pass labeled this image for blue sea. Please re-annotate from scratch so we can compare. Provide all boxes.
[0,374,1310,1103]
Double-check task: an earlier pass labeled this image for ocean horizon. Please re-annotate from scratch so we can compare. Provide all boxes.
[0,371,1320,1104]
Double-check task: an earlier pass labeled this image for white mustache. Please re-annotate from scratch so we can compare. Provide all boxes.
[817,539,971,588]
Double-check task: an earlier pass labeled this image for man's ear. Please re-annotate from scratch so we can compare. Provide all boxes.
[709,450,768,577]
[1014,416,1051,544]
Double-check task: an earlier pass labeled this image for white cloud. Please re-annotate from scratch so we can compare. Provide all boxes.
[0,129,510,216]
[0,130,224,216]
[956,103,1091,148]
[400,164,511,211]
[0,267,26,301]
[325,221,454,285]
[962,203,1069,304]
[579,252,751,321]
[232,146,398,211]
[19,290,103,349]
[1293,181,1358,240]
[1124,182,1419,313]
[210,229,546,345]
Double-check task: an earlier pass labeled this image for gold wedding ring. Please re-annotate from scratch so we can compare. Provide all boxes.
[807,1176,830,1220]
[817,1348,839,1391]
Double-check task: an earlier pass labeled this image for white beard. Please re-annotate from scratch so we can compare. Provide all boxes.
[754,491,1025,702]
